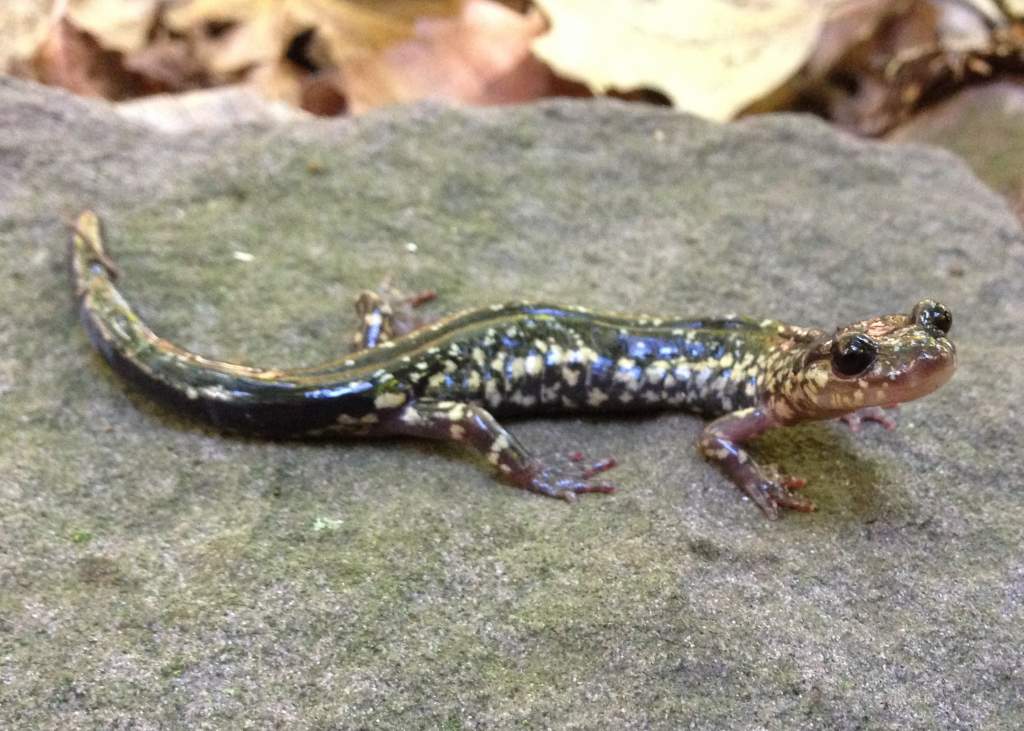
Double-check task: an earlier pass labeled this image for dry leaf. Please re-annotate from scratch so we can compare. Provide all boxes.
[165,0,295,77]
[810,0,1024,134]
[298,71,349,115]
[343,0,555,112]
[807,0,898,78]
[28,16,155,99]
[933,0,997,50]
[15,0,203,98]
[65,0,158,53]
[164,0,461,75]
[531,0,826,120]
[0,0,52,72]
[162,0,465,108]
[121,38,208,91]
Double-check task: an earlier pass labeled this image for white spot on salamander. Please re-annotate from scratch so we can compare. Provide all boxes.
[488,433,510,464]
[374,392,407,409]
[485,380,502,406]
[428,372,447,389]
[198,384,235,401]
[524,354,543,376]
[400,407,423,426]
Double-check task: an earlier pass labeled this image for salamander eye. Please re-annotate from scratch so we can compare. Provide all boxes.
[831,333,878,377]
[912,299,952,335]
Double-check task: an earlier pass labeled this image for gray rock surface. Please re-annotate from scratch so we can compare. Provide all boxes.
[1,76,1022,729]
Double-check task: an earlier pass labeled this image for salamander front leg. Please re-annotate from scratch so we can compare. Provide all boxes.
[352,283,436,350]
[840,405,898,433]
[699,407,814,518]
[380,398,617,501]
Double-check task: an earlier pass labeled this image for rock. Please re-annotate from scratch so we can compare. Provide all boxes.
[889,81,1024,219]
[1,76,1022,727]
[116,85,310,134]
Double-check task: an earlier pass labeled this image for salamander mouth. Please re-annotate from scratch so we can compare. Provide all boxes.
[878,339,957,404]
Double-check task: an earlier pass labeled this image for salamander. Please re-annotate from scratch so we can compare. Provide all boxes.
[70,211,957,518]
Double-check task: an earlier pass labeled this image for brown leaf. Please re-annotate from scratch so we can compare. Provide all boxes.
[164,0,462,77]
[807,0,899,78]
[123,38,208,92]
[299,70,349,115]
[808,0,1024,134]
[28,16,153,99]
[343,0,554,113]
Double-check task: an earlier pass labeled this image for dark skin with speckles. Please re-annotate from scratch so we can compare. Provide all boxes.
[71,211,958,517]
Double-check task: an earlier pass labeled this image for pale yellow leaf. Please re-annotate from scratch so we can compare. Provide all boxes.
[164,0,290,75]
[532,0,826,120]
[290,0,430,62]
[0,0,52,69]
[67,0,158,53]
[163,0,276,29]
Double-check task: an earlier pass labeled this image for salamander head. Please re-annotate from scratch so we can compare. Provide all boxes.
[772,300,957,422]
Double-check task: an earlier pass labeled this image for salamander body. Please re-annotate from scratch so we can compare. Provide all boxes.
[71,211,957,517]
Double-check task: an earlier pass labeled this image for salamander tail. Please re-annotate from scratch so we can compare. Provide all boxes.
[70,209,120,297]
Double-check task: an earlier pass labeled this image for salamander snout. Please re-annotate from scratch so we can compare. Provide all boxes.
[784,301,957,419]
[831,300,957,407]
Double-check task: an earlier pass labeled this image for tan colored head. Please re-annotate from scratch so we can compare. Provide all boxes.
[770,300,957,422]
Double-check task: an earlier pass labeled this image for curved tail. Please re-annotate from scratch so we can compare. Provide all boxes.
[70,210,266,383]
[71,210,120,296]
[69,211,372,433]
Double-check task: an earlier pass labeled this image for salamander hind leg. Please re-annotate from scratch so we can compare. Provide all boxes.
[699,407,815,519]
[351,281,437,350]
[379,398,617,501]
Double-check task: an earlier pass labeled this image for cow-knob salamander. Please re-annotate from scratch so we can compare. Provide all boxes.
[70,211,957,518]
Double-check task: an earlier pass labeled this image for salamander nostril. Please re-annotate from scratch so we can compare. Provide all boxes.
[912,299,952,335]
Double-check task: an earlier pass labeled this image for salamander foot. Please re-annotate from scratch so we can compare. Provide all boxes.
[743,465,815,518]
[841,405,899,433]
[352,279,438,350]
[510,453,618,502]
